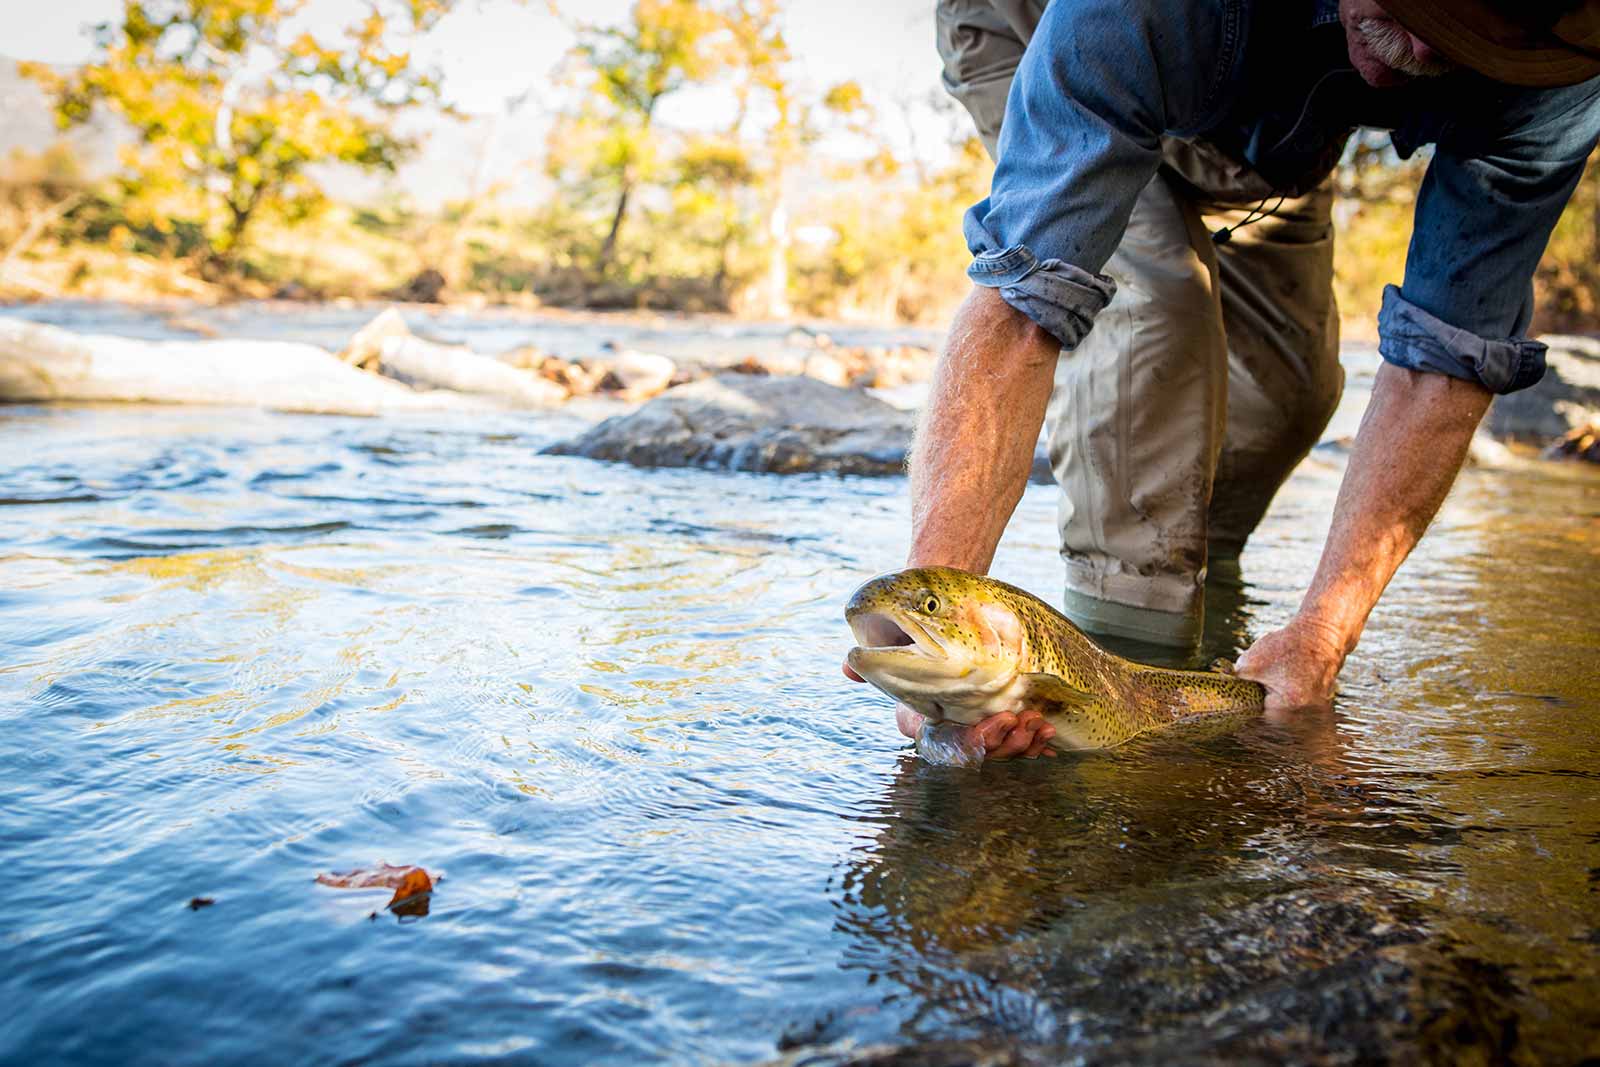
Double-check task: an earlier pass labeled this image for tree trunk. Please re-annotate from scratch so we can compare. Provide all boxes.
[1591,160,1599,268]
[765,188,790,318]
[597,179,632,276]
[714,231,731,303]
[200,189,257,281]
[226,200,254,254]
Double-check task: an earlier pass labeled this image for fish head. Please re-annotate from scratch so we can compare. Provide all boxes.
[844,567,1027,724]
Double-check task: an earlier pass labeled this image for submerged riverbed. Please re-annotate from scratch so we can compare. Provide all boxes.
[1,305,1598,1065]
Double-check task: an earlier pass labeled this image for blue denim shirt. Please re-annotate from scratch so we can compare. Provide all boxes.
[963,0,1600,393]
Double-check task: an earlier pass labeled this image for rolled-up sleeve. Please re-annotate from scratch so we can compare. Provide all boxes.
[963,0,1244,348]
[1377,286,1548,393]
[1383,76,1600,394]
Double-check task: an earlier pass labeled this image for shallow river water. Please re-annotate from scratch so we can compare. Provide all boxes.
[1,305,1598,1065]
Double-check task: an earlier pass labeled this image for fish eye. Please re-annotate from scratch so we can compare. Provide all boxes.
[920,593,941,614]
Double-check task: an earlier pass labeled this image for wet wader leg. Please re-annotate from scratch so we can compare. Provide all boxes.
[938,0,1230,649]
[1048,170,1229,649]
[1203,184,1345,558]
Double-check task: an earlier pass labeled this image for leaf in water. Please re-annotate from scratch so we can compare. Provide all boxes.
[317,863,435,916]
[387,868,434,916]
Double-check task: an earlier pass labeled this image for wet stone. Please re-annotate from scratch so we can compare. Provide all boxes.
[544,374,917,476]
[1487,335,1600,443]
[547,373,1057,482]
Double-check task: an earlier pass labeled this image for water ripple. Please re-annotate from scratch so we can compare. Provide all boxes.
[0,401,1596,1066]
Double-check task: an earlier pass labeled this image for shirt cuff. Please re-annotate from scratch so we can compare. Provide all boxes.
[966,245,1118,350]
[1376,285,1546,394]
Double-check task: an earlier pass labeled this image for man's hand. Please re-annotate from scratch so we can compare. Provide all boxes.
[1233,616,1345,713]
[1233,363,1491,713]
[844,662,1057,758]
[898,701,1057,760]
[962,709,1059,759]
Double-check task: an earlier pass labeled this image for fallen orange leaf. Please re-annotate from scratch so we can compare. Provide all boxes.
[317,863,435,915]
[388,867,433,903]
[316,863,428,891]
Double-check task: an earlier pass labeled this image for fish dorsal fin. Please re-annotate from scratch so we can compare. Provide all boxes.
[1017,672,1097,714]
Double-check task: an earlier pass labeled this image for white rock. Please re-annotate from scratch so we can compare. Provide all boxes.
[608,349,677,399]
[0,317,460,415]
[803,352,852,388]
[340,307,412,367]
[378,335,567,407]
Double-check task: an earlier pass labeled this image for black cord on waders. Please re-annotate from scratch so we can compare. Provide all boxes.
[1211,190,1289,244]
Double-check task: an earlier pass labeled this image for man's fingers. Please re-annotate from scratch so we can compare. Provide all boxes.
[1013,711,1055,759]
[954,711,1063,762]
[895,703,926,739]
[972,713,1018,751]
[989,711,1044,760]
[842,662,864,682]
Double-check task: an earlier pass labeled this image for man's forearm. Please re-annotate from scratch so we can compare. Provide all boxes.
[1294,362,1492,657]
[907,286,1062,571]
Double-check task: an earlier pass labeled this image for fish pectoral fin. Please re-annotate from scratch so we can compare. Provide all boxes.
[1016,673,1097,714]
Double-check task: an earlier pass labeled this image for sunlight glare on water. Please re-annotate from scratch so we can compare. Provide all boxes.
[1,386,1597,1064]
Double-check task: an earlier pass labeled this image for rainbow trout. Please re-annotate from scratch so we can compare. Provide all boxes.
[845,567,1265,751]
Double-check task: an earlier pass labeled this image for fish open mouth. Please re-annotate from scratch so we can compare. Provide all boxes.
[848,612,941,656]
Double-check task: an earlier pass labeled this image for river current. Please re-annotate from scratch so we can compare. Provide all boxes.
[1,302,1596,1065]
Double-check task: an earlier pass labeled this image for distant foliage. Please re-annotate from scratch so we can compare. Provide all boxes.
[1534,157,1600,334]
[792,130,990,324]
[533,0,984,318]
[8,1,1596,332]
[1329,133,1600,336]
[22,0,454,276]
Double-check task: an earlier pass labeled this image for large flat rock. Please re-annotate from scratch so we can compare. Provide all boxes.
[544,374,915,476]
[546,373,1057,482]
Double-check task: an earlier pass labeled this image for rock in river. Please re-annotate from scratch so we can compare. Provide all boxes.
[379,334,567,408]
[1486,335,1600,442]
[545,374,916,476]
[547,373,1058,482]
[0,316,458,415]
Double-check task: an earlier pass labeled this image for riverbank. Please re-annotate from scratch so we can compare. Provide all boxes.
[2,299,1597,474]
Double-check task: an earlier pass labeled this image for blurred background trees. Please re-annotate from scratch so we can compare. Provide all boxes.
[21,0,452,278]
[2,0,1596,333]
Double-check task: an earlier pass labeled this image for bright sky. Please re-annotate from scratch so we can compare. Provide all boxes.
[11,0,946,130]
[8,0,956,203]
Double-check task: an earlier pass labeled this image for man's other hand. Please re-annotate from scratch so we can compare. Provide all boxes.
[1234,617,1345,714]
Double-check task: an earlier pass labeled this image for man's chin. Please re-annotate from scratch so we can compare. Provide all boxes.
[1358,63,1412,88]
[1347,38,1412,88]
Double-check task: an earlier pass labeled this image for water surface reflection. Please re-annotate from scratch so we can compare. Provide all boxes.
[0,397,1595,1065]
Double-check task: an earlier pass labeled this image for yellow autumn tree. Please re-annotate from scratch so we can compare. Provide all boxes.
[546,0,737,277]
[24,0,453,276]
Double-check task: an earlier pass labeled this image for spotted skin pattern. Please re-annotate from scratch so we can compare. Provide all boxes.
[845,567,1266,750]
